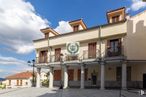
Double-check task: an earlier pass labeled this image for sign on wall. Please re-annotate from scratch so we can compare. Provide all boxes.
[66,42,80,56]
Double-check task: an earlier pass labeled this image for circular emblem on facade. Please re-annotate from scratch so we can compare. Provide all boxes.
[67,42,79,55]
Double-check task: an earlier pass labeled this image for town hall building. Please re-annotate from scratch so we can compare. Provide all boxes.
[33,7,146,89]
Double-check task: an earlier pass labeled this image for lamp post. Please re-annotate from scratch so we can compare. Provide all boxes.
[27,59,36,87]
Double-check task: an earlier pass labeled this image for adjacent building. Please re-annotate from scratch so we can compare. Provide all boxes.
[4,71,33,88]
[33,7,146,89]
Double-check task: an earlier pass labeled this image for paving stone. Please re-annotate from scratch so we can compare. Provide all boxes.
[0,87,145,97]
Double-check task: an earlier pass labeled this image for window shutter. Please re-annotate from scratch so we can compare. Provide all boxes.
[107,40,110,49]
[118,39,122,47]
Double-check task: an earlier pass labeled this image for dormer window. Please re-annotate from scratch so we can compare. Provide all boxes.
[45,33,49,38]
[73,25,79,32]
[107,7,126,24]
[69,19,87,32]
[112,15,120,23]
[40,27,59,38]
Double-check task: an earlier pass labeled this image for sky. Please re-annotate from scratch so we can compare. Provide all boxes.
[0,0,146,78]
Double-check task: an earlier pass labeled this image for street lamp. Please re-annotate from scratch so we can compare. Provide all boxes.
[27,59,36,87]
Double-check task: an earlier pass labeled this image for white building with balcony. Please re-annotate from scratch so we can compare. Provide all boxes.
[33,7,146,89]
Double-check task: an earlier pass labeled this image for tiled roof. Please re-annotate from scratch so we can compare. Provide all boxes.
[6,71,33,79]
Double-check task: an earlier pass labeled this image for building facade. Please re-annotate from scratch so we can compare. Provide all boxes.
[4,71,33,88]
[33,7,146,89]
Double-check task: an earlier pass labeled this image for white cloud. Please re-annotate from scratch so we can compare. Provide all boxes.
[128,0,146,11]
[0,0,48,54]
[0,69,3,73]
[0,55,32,77]
[54,21,73,34]
[0,55,26,65]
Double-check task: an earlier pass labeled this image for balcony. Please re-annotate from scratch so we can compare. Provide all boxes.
[35,47,123,65]
[36,57,48,64]
[82,49,100,60]
[49,55,62,63]
[65,55,79,61]
[106,46,122,57]
[49,54,79,63]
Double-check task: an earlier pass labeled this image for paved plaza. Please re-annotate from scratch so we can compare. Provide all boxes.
[0,87,145,97]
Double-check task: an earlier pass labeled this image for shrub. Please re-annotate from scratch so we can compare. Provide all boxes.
[42,79,49,87]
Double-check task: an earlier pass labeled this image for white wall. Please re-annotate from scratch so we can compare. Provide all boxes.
[5,78,32,88]
[125,11,146,60]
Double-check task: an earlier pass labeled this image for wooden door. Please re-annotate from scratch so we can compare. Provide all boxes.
[78,69,88,81]
[68,69,74,81]
[54,70,61,81]
[55,48,61,62]
[88,42,96,58]
[39,50,48,63]
[17,80,19,86]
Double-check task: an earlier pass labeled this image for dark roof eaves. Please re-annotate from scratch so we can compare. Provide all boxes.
[107,7,126,14]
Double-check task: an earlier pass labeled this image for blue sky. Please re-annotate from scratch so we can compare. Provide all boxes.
[0,0,146,78]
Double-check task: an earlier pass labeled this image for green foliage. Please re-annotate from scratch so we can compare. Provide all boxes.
[0,84,6,89]
[41,79,49,87]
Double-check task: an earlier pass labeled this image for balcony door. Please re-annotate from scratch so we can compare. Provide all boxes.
[88,42,96,59]
[39,50,48,63]
[55,48,61,62]
[107,39,121,57]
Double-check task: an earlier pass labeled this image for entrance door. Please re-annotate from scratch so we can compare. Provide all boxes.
[68,69,74,81]
[78,69,88,81]
[54,70,61,81]
[92,75,97,85]
[91,71,97,85]
[143,74,146,89]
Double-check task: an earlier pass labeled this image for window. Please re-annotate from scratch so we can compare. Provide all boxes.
[55,48,61,62]
[116,67,121,81]
[9,80,11,86]
[116,66,131,81]
[107,39,121,57]
[25,82,28,85]
[88,42,97,58]
[112,15,120,23]
[127,66,131,81]
[73,25,79,32]
[39,50,48,63]
[17,80,19,86]
[45,33,49,38]
[20,80,23,86]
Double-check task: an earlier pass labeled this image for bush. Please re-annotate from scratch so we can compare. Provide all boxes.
[0,84,6,89]
[42,79,49,87]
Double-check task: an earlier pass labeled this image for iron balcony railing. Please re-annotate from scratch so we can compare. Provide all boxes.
[36,47,124,64]
[49,54,63,63]
[65,55,79,61]
[82,49,100,60]
[106,45,123,57]
[49,54,79,62]
[36,57,48,64]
